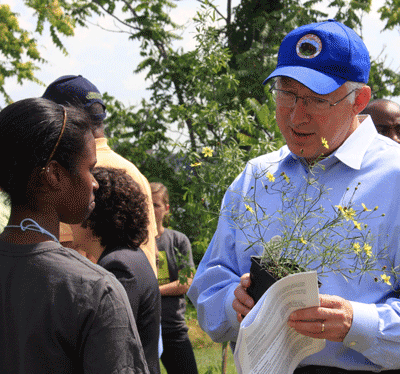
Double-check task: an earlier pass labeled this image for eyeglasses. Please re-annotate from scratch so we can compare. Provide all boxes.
[269,86,358,114]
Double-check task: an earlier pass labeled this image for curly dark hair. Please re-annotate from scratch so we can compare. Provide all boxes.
[83,167,149,251]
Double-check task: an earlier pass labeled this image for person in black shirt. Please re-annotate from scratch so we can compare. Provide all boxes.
[0,98,149,373]
[72,167,161,374]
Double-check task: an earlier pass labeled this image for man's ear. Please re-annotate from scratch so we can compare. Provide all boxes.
[41,161,67,191]
[353,85,372,115]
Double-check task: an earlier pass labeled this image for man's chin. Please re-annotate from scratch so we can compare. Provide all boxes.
[289,146,328,163]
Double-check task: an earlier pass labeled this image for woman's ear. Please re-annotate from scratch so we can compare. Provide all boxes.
[41,161,66,191]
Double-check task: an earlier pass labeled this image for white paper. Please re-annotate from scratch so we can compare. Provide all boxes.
[234,271,325,374]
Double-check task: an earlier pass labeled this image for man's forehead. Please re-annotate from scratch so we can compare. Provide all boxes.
[369,101,400,116]
[381,102,400,115]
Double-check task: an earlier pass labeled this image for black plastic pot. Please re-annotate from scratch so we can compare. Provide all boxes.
[246,256,321,304]
[246,256,278,304]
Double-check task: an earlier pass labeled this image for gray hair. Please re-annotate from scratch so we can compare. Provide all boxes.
[344,81,365,103]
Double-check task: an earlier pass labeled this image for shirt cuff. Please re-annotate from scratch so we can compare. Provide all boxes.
[343,301,379,353]
[224,283,241,341]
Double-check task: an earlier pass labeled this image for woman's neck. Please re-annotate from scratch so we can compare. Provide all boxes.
[0,207,59,245]
[69,224,105,262]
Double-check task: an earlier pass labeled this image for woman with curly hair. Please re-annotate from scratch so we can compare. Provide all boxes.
[71,167,161,374]
[0,98,148,373]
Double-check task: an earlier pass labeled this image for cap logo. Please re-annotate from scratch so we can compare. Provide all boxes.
[86,92,102,100]
[296,34,322,59]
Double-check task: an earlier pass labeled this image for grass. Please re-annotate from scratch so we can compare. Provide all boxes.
[159,301,238,374]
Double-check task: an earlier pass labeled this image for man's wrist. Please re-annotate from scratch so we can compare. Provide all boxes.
[343,301,379,353]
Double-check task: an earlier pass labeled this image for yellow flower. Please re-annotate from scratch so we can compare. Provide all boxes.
[336,205,356,221]
[353,220,362,230]
[266,172,275,182]
[353,242,361,254]
[362,203,371,212]
[300,237,307,245]
[321,137,329,149]
[245,204,254,214]
[191,162,202,167]
[202,147,213,157]
[343,208,356,221]
[335,205,344,214]
[280,172,290,183]
[381,274,392,286]
[363,243,372,257]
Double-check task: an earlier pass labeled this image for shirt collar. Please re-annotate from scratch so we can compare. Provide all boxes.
[332,115,377,170]
[284,115,377,171]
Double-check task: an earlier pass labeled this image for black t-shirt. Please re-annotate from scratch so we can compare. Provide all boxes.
[98,247,161,374]
[0,241,149,374]
[156,229,195,335]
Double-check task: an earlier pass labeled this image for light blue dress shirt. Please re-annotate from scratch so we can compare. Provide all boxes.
[188,116,400,371]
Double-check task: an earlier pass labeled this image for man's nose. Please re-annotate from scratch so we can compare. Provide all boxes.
[290,98,311,125]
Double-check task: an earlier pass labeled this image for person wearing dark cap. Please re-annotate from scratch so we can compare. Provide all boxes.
[361,99,400,144]
[42,75,159,276]
[188,20,400,372]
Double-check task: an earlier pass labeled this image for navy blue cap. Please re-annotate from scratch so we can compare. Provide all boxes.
[42,75,106,119]
[263,20,370,94]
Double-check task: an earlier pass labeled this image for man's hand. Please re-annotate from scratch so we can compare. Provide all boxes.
[232,273,255,322]
[287,294,353,342]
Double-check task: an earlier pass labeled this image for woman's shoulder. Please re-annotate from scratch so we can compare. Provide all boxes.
[57,245,126,285]
[14,243,132,305]
[98,247,155,280]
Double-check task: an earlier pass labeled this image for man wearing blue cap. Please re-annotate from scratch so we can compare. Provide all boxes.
[188,20,400,372]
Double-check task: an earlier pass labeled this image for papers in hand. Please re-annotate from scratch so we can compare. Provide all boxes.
[234,271,325,374]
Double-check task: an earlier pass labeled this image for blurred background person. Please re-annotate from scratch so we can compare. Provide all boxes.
[0,98,148,373]
[150,182,198,374]
[361,99,400,143]
[71,167,161,374]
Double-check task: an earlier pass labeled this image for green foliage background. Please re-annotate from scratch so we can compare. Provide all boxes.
[2,0,400,264]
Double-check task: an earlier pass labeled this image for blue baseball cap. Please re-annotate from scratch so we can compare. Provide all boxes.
[42,75,106,119]
[263,19,370,94]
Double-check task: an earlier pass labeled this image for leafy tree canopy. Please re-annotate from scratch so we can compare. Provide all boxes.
[0,0,74,104]
[2,0,400,261]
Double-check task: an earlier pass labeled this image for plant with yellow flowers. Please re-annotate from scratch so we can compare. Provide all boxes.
[234,138,397,286]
